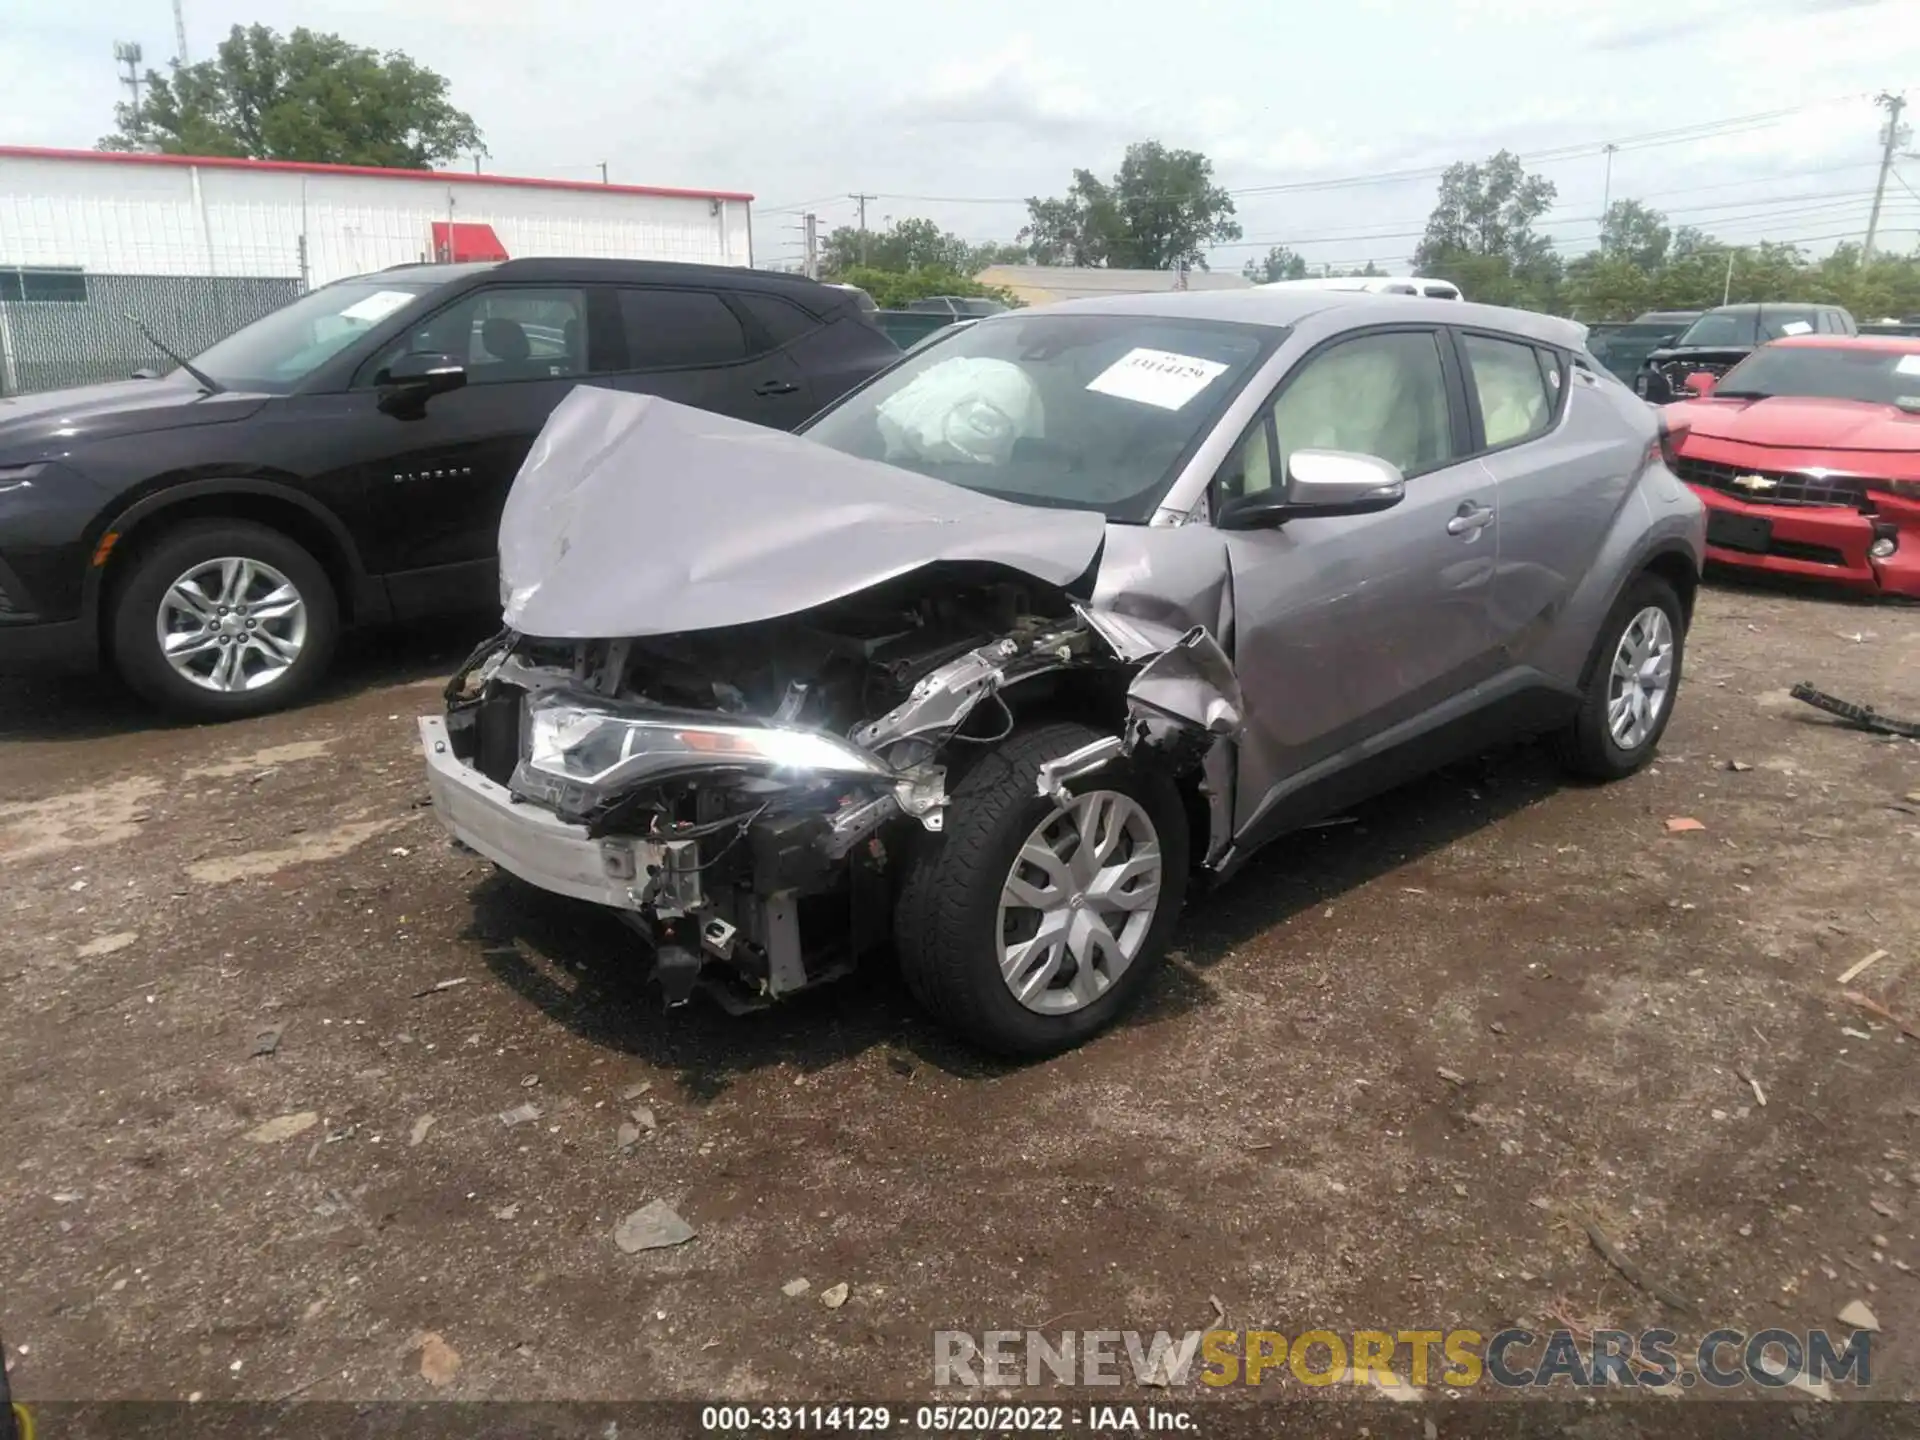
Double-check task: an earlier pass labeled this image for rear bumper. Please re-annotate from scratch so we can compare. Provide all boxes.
[0,617,100,674]
[1689,486,1920,598]
[419,714,662,911]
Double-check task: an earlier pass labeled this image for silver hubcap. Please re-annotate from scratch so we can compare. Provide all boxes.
[156,556,307,693]
[997,789,1163,1015]
[1607,605,1674,751]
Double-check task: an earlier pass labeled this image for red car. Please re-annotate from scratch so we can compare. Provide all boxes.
[1662,334,1920,598]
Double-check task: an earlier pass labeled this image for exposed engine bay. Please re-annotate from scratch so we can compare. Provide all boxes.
[429,564,1239,1012]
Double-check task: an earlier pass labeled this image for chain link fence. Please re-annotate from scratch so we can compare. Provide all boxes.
[0,272,302,396]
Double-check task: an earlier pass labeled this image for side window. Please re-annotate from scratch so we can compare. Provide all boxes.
[737,293,820,351]
[1267,330,1455,478]
[370,286,586,386]
[1211,417,1275,505]
[1461,333,1553,449]
[609,289,748,371]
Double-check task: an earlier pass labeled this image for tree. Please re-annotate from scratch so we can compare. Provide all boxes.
[830,265,1018,310]
[1414,150,1557,273]
[1599,199,1671,271]
[1243,245,1308,283]
[1022,141,1242,269]
[820,219,1021,279]
[99,24,483,169]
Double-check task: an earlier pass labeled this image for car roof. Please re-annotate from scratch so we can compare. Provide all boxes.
[1703,302,1833,315]
[350,257,847,302]
[1003,288,1588,351]
[1767,333,1920,353]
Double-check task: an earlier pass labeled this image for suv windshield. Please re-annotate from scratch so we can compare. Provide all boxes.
[190,280,435,391]
[1676,311,1758,347]
[1717,345,1920,404]
[801,313,1276,520]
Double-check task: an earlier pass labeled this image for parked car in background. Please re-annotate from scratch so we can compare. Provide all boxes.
[1260,275,1464,301]
[1586,310,1702,385]
[420,290,1702,1055]
[905,295,1010,318]
[871,310,956,350]
[1635,302,1856,402]
[825,282,879,313]
[1663,333,1920,598]
[0,258,898,719]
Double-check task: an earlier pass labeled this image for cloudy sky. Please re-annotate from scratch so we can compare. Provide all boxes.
[4,0,1918,272]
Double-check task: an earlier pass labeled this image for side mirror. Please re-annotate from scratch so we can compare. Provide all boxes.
[377,352,467,415]
[1683,371,1717,397]
[1216,449,1406,531]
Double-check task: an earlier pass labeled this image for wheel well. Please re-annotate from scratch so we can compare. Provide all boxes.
[99,492,361,645]
[1644,549,1699,629]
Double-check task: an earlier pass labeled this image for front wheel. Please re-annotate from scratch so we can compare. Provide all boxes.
[110,520,339,721]
[894,721,1189,1057]
[1554,573,1685,781]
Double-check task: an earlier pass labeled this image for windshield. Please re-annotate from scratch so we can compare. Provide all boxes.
[1717,344,1920,404]
[190,280,434,391]
[801,313,1277,521]
[1676,311,1758,348]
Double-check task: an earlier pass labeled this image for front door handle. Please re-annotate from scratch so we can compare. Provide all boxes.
[1446,502,1494,536]
[754,379,800,397]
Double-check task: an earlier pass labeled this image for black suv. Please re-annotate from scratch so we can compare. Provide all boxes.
[0,258,898,718]
[1634,302,1856,402]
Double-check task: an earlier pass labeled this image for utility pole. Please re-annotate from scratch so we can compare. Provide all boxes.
[1722,249,1736,306]
[172,0,189,64]
[1600,142,1617,225]
[1864,91,1910,263]
[113,41,144,117]
[803,213,819,280]
[599,161,610,184]
[850,192,875,266]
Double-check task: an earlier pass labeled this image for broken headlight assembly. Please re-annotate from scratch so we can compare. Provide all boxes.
[511,692,891,814]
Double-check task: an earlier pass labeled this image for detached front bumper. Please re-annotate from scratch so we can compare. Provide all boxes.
[1692,487,1920,598]
[419,714,666,911]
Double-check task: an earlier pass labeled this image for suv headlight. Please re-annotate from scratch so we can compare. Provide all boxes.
[517,694,888,801]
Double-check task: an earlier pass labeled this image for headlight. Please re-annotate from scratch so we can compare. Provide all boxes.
[518,694,888,799]
[1869,477,1920,501]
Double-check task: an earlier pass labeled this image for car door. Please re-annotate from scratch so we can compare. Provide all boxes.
[1456,329,1630,668]
[1214,326,1503,836]
[591,286,816,430]
[357,283,591,617]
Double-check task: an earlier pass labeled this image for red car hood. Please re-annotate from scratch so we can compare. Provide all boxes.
[1670,395,1920,455]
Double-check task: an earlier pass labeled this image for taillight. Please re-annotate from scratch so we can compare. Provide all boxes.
[1656,413,1690,471]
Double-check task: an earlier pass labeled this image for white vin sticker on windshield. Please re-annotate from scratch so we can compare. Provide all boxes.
[1896,354,1920,376]
[1086,348,1230,411]
[1777,320,1814,336]
[341,290,418,323]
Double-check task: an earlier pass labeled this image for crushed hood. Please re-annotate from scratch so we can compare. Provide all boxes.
[499,387,1110,638]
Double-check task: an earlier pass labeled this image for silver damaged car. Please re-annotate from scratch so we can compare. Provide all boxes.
[420,291,1706,1055]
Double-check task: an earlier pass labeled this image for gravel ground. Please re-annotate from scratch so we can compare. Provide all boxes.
[2,582,1917,1417]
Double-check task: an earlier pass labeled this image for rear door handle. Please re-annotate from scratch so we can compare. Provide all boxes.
[1447,502,1494,536]
[754,379,800,396]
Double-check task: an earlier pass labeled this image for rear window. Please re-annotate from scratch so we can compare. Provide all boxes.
[737,293,819,349]
[614,289,748,369]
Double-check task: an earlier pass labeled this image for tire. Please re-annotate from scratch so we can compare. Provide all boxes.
[894,720,1190,1057]
[110,520,339,721]
[1554,572,1686,782]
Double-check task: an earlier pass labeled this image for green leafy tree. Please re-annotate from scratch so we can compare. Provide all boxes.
[831,266,1019,310]
[1243,245,1308,283]
[1599,199,1671,271]
[99,24,483,168]
[821,219,1022,279]
[1022,141,1242,269]
[1414,150,1558,271]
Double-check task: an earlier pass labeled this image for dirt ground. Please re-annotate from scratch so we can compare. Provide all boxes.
[2,580,1918,1416]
